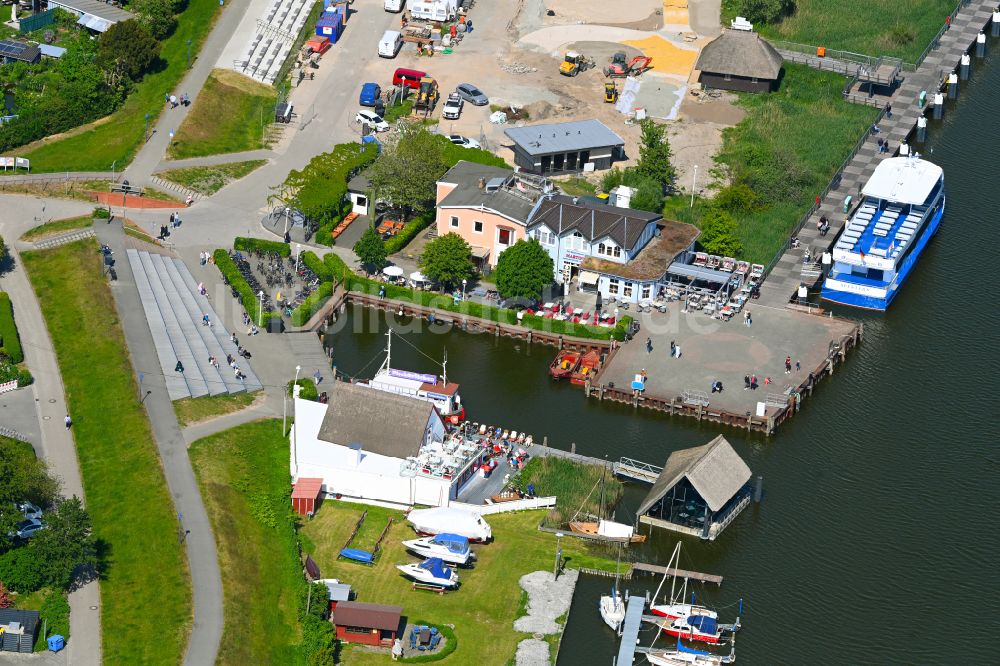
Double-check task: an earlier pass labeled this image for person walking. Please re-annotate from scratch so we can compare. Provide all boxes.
[313,369,322,385]
[750,373,758,390]
[646,337,653,354]
[785,356,792,374]
[670,340,676,357]
[795,360,801,372]
[175,360,184,373]
[885,102,892,118]
[169,212,175,227]
[674,343,681,359]
[744,374,751,390]
[64,414,72,430]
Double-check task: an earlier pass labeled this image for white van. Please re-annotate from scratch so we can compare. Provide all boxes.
[378,30,403,58]
[384,0,404,10]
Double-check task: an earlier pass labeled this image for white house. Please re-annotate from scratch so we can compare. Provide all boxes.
[290,381,483,507]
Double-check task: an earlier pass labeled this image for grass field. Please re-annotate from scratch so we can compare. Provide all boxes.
[190,419,310,666]
[168,70,277,159]
[173,390,259,426]
[745,0,956,61]
[20,0,223,172]
[22,240,191,665]
[158,160,267,195]
[20,216,92,242]
[301,502,619,666]
[515,457,623,527]
[711,64,876,263]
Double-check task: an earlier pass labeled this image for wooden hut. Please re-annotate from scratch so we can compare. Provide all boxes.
[694,30,783,93]
[291,477,324,516]
[331,601,402,647]
[637,435,752,540]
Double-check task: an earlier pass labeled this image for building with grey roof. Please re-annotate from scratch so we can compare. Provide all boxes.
[504,119,625,174]
[46,0,136,32]
[695,30,783,93]
[0,40,41,65]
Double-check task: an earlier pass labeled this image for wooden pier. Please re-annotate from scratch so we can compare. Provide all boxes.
[631,562,723,586]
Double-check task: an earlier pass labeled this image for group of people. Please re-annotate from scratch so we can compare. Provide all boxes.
[166,93,191,108]
[240,311,259,336]
[817,215,831,236]
[199,251,214,266]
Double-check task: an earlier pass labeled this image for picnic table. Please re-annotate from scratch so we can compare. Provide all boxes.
[331,212,360,240]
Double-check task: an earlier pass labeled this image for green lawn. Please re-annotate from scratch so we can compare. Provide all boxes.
[302,503,618,666]
[190,419,310,666]
[21,0,223,172]
[158,160,268,195]
[711,64,877,263]
[20,216,92,242]
[746,0,955,61]
[22,240,191,665]
[168,70,277,159]
[173,390,260,426]
[515,457,623,527]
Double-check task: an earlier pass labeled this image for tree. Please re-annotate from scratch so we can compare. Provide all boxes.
[0,438,59,549]
[737,0,795,24]
[712,183,760,214]
[698,210,743,257]
[368,125,448,216]
[133,0,176,39]
[0,547,42,593]
[494,238,553,300]
[635,119,675,187]
[28,497,96,590]
[623,173,664,213]
[98,20,160,84]
[418,233,473,291]
[353,226,387,273]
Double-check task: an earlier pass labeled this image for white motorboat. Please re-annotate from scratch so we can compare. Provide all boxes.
[407,507,492,542]
[396,557,459,588]
[402,533,474,566]
[646,638,735,665]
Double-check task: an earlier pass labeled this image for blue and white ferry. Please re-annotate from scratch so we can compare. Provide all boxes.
[821,156,945,310]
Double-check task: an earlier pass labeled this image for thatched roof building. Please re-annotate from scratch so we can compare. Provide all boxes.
[695,30,783,93]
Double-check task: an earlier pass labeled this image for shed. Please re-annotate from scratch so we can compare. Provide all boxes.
[695,30,783,93]
[46,0,135,32]
[291,477,324,515]
[38,44,67,59]
[331,601,402,647]
[504,119,624,174]
[637,435,753,540]
[0,40,41,65]
[316,578,352,611]
[0,609,40,653]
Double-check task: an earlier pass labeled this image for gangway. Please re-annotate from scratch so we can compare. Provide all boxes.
[613,457,662,484]
[616,595,646,665]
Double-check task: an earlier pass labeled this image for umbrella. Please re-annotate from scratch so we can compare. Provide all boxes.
[383,266,404,277]
[410,271,427,282]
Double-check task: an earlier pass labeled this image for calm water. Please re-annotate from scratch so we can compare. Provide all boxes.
[324,51,1000,666]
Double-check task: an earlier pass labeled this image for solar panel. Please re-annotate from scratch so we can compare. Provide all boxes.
[0,40,34,61]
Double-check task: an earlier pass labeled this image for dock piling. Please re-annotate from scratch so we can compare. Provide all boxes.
[977,31,987,56]
[917,116,928,142]
[948,72,959,98]
[754,475,763,503]
[961,53,971,79]
[933,92,944,119]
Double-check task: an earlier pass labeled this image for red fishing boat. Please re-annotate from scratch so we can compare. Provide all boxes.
[548,350,581,380]
[570,350,601,385]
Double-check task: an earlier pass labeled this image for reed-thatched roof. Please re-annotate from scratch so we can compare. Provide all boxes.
[695,30,783,80]
[637,435,752,515]
[317,381,434,459]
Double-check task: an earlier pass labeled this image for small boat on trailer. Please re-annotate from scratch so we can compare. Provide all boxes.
[549,350,581,380]
[570,350,601,385]
[396,557,459,588]
[401,533,474,567]
[646,638,735,665]
[569,518,647,543]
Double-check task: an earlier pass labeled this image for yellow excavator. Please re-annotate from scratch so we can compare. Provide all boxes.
[604,82,619,103]
[559,51,595,77]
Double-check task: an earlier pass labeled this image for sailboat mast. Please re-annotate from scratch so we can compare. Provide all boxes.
[597,459,607,521]
[442,348,448,385]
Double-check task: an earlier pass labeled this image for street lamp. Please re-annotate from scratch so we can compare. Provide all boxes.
[187,39,192,69]
[296,243,301,274]
[258,290,264,327]
[690,164,699,208]
[292,365,302,473]
[284,364,302,436]
[144,113,151,143]
[461,278,467,300]
[553,532,564,580]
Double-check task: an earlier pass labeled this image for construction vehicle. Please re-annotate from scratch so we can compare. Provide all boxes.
[603,82,619,103]
[413,76,440,116]
[604,52,653,78]
[559,51,595,77]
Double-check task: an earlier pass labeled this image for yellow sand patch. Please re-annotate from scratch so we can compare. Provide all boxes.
[663,0,689,24]
[623,35,699,77]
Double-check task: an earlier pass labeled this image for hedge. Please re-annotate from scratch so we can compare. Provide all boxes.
[213,250,279,325]
[0,293,23,363]
[384,212,434,255]
[290,282,333,327]
[300,251,333,282]
[234,237,291,257]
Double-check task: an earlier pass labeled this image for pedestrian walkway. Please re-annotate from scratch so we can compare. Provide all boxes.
[759,1,998,306]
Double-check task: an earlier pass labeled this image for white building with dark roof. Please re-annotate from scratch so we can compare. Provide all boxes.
[290,381,484,507]
[504,119,625,174]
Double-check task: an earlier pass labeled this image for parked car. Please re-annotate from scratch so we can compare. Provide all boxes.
[17,501,42,521]
[378,29,403,58]
[359,82,381,107]
[442,93,463,120]
[447,134,481,149]
[500,296,540,311]
[10,518,43,540]
[356,110,390,132]
[456,83,488,106]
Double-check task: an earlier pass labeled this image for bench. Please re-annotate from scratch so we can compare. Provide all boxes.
[110,184,144,196]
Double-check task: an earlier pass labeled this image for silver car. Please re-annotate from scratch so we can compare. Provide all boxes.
[456,83,488,106]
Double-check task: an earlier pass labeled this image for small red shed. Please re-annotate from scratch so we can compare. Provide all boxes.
[291,477,324,516]
[331,601,402,647]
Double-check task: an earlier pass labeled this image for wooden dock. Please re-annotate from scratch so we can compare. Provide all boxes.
[631,562,723,586]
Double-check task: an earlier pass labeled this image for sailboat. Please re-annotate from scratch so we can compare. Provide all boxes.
[599,543,626,632]
[568,462,647,543]
[646,638,735,665]
[649,543,718,621]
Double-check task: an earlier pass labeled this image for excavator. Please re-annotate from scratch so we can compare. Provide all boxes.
[559,51,595,77]
[413,76,440,116]
[604,52,653,78]
[603,82,619,103]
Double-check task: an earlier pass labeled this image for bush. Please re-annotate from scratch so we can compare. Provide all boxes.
[699,209,743,257]
[290,282,333,327]
[234,237,290,257]
[0,548,43,593]
[300,251,334,282]
[288,378,318,401]
[92,207,111,220]
[213,250,279,326]
[384,212,434,254]
[38,590,70,644]
[0,293,23,364]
